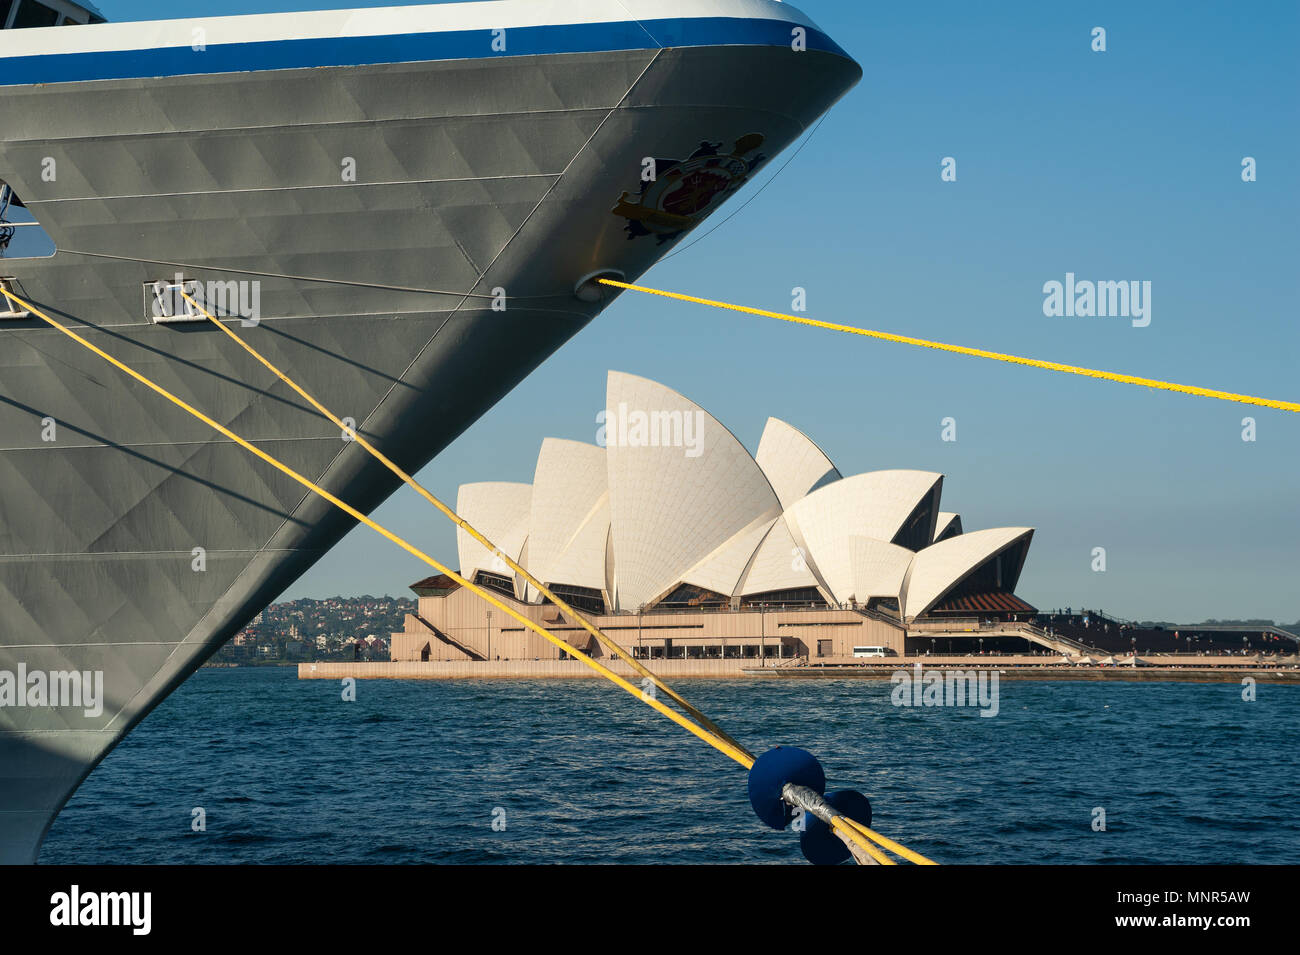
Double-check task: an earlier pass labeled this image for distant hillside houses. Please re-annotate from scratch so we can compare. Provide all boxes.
[211,596,412,663]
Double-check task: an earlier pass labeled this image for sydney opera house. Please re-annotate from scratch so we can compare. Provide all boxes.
[391,372,1038,664]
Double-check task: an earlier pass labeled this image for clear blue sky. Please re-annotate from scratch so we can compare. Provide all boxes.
[104,1,1299,623]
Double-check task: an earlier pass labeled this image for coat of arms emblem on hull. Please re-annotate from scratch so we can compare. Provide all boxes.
[613,134,767,244]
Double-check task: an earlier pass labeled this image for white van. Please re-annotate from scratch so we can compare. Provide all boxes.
[853,646,889,658]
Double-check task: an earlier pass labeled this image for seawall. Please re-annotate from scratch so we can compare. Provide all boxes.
[298,659,1300,684]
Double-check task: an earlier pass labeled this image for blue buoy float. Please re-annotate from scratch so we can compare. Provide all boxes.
[746,746,826,830]
[800,789,874,865]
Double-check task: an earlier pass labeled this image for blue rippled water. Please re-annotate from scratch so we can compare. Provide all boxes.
[40,668,1300,864]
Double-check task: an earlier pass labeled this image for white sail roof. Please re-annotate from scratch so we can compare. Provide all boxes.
[446,373,1034,624]
[901,527,1034,622]
[754,417,841,510]
[785,470,943,603]
[604,371,779,611]
[455,482,532,584]
[527,438,609,593]
[736,515,820,597]
[848,537,913,604]
[678,514,778,598]
[933,512,963,543]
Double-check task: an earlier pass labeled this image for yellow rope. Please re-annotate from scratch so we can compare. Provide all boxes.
[178,292,753,762]
[599,279,1300,414]
[1,284,928,865]
[844,818,937,865]
[831,817,896,865]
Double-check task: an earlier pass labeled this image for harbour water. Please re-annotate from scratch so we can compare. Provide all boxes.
[41,667,1298,865]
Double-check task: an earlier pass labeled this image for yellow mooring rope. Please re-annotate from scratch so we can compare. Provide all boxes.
[178,292,753,763]
[598,279,1300,415]
[834,818,895,865]
[845,818,936,865]
[0,284,927,865]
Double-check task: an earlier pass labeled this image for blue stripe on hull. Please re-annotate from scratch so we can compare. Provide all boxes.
[0,17,850,87]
